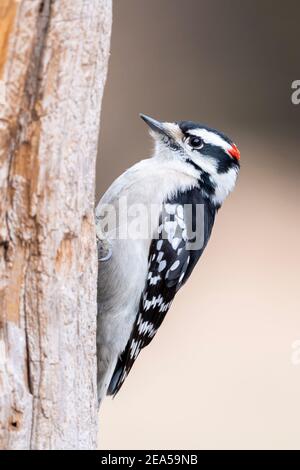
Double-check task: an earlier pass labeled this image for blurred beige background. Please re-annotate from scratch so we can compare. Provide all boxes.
[97,0,300,449]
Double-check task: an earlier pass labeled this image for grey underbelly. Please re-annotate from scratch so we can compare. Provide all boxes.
[97,238,149,356]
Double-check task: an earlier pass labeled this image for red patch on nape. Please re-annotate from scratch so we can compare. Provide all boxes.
[228,144,240,160]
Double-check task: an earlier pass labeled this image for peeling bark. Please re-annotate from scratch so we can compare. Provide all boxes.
[0,0,112,450]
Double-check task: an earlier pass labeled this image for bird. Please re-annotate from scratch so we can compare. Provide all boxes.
[96,114,240,404]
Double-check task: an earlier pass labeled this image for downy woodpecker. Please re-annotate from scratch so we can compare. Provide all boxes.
[96,114,240,403]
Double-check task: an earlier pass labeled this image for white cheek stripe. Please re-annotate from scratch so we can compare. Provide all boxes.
[187,128,232,152]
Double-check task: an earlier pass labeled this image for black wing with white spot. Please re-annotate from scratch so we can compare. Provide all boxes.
[108,188,216,395]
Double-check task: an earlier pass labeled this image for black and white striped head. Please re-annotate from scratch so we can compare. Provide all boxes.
[140,113,240,206]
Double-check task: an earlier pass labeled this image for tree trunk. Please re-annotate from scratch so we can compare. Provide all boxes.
[0,0,112,450]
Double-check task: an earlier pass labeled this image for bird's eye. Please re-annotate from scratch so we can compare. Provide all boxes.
[187,136,204,149]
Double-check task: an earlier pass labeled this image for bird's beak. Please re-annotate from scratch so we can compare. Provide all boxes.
[140,114,170,138]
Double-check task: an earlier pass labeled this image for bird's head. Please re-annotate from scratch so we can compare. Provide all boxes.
[140,113,240,206]
[141,113,240,173]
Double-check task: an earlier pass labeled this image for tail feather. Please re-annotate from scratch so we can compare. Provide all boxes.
[107,354,125,396]
[97,353,118,406]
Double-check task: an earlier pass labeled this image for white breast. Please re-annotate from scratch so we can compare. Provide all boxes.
[96,156,199,360]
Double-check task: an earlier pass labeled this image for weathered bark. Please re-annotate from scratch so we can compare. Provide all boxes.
[0,0,112,450]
